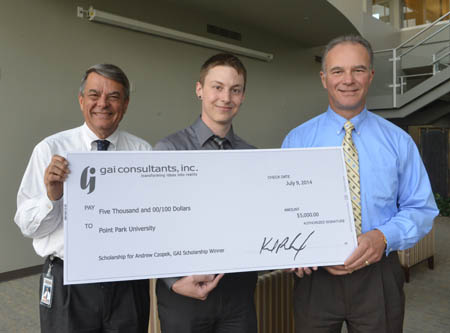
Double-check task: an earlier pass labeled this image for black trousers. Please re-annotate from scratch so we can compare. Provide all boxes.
[39,257,150,333]
[156,272,258,333]
[293,252,405,333]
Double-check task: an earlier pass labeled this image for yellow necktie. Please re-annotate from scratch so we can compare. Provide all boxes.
[343,121,362,235]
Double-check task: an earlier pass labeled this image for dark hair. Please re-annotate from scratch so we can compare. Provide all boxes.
[79,64,130,99]
[322,35,374,72]
[199,53,247,90]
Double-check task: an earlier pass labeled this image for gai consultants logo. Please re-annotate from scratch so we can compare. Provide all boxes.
[80,166,96,194]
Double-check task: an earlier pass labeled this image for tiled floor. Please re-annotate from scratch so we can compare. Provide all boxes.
[1,218,449,333]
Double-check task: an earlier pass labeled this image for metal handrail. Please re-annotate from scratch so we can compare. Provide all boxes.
[373,48,394,54]
[434,44,450,57]
[400,21,450,58]
[375,10,450,107]
[399,72,433,78]
[396,11,450,50]
[374,39,450,54]
[432,50,450,65]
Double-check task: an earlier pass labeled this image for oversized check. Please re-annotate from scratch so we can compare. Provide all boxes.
[64,148,357,284]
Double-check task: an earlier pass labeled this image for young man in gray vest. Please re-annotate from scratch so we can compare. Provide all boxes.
[155,53,257,333]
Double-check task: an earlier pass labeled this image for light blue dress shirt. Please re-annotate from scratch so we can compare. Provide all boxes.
[282,107,439,254]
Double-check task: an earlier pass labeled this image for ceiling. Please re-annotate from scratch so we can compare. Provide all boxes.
[164,0,358,47]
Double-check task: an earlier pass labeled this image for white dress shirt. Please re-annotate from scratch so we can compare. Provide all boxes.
[14,123,152,259]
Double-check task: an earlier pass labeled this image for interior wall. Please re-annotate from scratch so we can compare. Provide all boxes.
[0,0,332,273]
[329,0,401,50]
[432,112,450,127]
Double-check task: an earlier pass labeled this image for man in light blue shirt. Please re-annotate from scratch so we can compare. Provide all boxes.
[282,35,438,332]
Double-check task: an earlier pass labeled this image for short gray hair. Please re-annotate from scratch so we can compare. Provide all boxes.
[79,64,130,99]
[322,35,374,73]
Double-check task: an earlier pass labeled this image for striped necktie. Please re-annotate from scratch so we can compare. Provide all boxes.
[343,121,362,235]
[211,135,228,150]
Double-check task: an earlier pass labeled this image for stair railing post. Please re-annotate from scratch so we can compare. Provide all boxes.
[393,48,397,108]
[433,54,437,75]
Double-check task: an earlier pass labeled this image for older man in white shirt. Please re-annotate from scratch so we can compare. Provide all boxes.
[15,64,151,333]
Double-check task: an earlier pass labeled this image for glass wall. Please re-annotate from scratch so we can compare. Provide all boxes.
[403,0,450,27]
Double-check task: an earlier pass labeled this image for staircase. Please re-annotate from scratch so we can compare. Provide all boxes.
[368,11,450,119]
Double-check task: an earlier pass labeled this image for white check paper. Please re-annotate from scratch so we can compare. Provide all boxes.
[64,148,357,284]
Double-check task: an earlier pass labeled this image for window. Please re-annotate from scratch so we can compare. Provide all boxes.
[372,0,391,24]
[403,0,450,28]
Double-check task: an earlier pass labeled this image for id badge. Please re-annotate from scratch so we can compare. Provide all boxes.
[40,262,54,308]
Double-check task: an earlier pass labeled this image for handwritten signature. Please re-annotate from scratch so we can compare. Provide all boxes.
[259,231,315,260]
